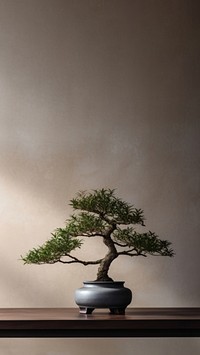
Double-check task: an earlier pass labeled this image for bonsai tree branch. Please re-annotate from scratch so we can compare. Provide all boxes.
[58,254,103,266]
[117,250,147,257]
[74,233,105,238]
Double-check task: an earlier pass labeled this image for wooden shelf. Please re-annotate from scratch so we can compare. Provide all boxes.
[0,308,199,338]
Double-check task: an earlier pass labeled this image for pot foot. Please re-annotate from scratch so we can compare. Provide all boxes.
[109,308,126,315]
[79,307,95,314]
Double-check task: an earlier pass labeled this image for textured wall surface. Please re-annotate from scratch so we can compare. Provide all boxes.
[0,0,200,353]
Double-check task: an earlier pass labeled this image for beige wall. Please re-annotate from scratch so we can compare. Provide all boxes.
[0,0,200,353]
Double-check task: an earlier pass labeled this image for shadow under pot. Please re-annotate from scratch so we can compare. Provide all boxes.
[75,281,132,314]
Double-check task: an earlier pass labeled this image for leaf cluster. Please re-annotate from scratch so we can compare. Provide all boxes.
[113,228,174,257]
[71,189,144,225]
[22,229,82,264]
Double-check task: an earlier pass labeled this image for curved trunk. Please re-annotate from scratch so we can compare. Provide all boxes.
[96,235,118,281]
[96,253,117,281]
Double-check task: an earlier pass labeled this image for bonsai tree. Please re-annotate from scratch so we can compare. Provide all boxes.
[22,188,174,281]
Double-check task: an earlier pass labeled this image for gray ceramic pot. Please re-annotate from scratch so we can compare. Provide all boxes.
[75,281,132,314]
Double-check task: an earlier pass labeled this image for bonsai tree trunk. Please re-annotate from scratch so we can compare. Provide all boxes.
[96,235,118,281]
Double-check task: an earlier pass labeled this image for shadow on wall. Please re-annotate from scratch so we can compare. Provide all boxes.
[0,248,82,307]
[0,253,59,307]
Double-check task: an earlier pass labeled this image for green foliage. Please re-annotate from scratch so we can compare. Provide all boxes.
[68,212,107,234]
[22,188,174,279]
[70,188,144,225]
[22,229,82,264]
[113,228,174,256]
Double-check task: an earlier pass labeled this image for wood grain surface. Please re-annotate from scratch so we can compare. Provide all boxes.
[0,308,199,338]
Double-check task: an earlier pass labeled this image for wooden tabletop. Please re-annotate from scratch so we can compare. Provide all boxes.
[0,307,199,338]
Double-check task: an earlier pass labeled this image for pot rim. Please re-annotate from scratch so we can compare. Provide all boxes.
[83,281,125,284]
